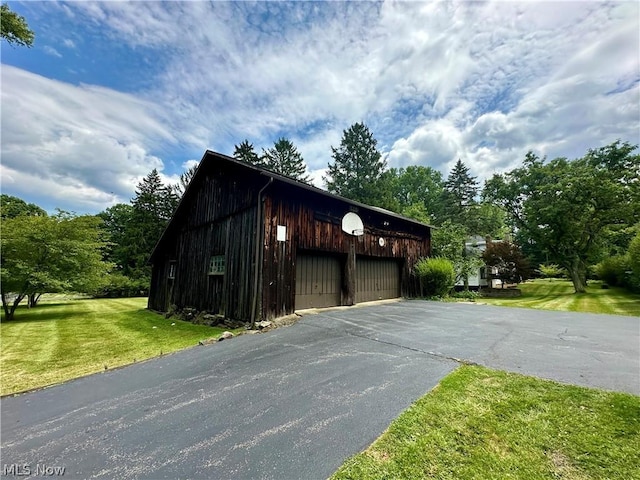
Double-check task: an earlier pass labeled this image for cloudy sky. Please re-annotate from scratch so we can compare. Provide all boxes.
[1,1,638,214]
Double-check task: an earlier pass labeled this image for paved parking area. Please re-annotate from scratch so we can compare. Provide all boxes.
[2,301,638,479]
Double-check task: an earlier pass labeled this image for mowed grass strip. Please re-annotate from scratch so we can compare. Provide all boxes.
[0,297,227,396]
[479,279,640,316]
[332,365,640,480]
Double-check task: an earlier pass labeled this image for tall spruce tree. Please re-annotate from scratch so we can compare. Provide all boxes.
[172,164,198,197]
[442,159,478,218]
[121,169,178,281]
[324,122,388,206]
[234,140,262,166]
[260,138,310,182]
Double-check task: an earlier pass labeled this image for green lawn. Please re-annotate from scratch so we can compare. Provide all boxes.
[332,365,640,480]
[0,297,227,396]
[478,279,640,316]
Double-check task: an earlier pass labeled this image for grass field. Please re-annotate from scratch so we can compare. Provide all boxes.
[478,279,640,316]
[0,297,227,396]
[332,365,640,480]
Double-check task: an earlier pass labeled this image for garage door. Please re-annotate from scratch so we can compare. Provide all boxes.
[356,257,400,303]
[295,254,342,310]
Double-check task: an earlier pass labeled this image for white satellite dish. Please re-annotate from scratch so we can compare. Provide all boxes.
[342,212,364,236]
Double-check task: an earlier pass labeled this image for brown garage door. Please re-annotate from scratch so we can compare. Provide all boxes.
[295,254,342,310]
[356,257,400,303]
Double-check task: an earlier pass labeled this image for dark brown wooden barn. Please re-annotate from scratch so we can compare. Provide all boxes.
[148,150,431,323]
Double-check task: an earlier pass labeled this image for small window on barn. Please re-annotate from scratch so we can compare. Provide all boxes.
[168,261,176,279]
[480,267,486,279]
[208,255,225,276]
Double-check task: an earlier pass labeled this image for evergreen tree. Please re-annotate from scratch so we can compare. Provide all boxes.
[172,164,198,197]
[234,140,262,166]
[260,138,310,182]
[441,159,478,220]
[121,170,178,281]
[324,122,388,206]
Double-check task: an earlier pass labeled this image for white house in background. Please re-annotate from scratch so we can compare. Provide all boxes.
[455,236,503,289]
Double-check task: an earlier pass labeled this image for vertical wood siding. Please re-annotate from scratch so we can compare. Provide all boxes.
[150,154,431,322]
[261,185,430,319]
[149,162,262,319]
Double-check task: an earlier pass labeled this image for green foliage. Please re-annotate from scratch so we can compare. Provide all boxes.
[485,141,640,293]
[537,263,566,279]
[233,139,262,166]
[123,170,179,282]
[389,165,443,222]
[325,122,388,207]
[1,3,34,47]
[1,212,111,320]
[629,231,640,277]
[415,257,455,297]
[431,220,467,259]
[595,256,630,286]
[399,203,431,224]
[172,163,198,197]
[97,203,134,270]
[442,159,478,216]
[92,273,149,298]
[465,202,508,238]
[431,221,483,287]
[482,240,531,286]
[261,137,310,182]
[451,289,480,301]
[1,194,46,219]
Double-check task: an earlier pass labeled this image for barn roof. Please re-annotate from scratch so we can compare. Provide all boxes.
[150,150,431,261]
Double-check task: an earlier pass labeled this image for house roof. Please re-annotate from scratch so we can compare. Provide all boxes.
[150,150,431,261]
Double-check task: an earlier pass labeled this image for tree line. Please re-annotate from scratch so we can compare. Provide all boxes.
[2,123,638,321]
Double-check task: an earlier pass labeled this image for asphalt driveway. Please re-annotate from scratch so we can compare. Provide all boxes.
[2,301,638,479]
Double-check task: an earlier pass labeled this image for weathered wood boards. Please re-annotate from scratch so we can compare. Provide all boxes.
[149,151,431,322]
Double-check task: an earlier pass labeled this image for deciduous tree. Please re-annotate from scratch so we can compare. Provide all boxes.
[484,141,639,293]
[482,240,531,287]
[1,212,110,320]
[1,194,46,219]
[1,3,34,47]
[390,165,443,223]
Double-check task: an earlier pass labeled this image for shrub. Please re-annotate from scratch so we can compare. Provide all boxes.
[415,257,455,297]
[537,263,566,279]
[451,289,480,301]
[93,273,149,298]
[595,255,630,287]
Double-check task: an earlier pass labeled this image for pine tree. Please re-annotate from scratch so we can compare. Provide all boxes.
[234,140,262,166]
[122,169,178,281]
[440,159,479,228]
[261,138,310,183]
[172,164,198,197]
[324,122,388,206]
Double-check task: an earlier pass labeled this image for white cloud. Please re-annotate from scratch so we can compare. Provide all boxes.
[0,66,176,212]
[43,46,62,58]
[3,0,638,213]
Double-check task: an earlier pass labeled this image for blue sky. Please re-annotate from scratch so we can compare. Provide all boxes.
[1,1,638,214]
